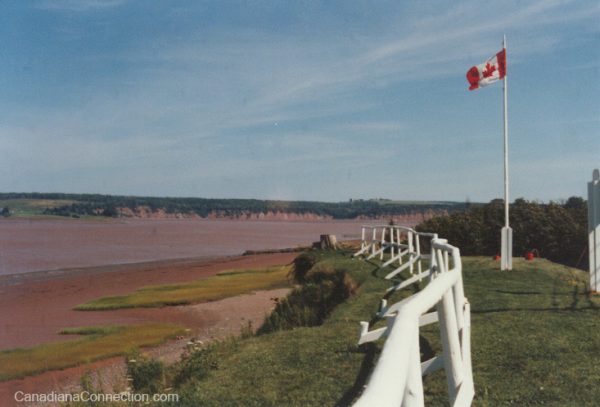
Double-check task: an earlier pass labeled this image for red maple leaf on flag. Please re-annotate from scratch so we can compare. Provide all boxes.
[482,62,496,78]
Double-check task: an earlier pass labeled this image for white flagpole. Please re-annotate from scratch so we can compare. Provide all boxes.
[501,34,513,270]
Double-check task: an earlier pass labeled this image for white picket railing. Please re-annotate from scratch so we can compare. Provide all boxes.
[354,238,474,407]
[353,225,438,280]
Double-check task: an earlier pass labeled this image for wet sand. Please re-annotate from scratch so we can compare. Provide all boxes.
[0,252,297,349]
[0,285,292,406]
[0,252,298,406]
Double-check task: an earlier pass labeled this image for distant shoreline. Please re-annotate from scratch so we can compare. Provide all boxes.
[0,254,226,287]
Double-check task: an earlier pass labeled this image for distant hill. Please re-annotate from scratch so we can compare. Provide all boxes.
[0,193,472,220]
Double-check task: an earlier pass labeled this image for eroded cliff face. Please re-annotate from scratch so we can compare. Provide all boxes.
[116,206,446,222]
[204,211,334,221]
[117,206,201,219]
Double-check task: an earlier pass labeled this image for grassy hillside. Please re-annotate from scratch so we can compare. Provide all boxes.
[0,198,76,218]
[141,251,600,406]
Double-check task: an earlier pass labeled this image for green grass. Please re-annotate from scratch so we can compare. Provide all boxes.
[59,325,126,336]
[452,257,600,406]
[158,252,600,407]
[0,198,109,220]
[0,198,76,218]
[75,265,292,310]
[0,324,185,381]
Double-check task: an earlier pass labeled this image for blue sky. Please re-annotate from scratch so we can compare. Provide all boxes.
[1,0,599,202]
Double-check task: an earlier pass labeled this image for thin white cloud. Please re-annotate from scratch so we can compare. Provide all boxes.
[36,0,126,11]
[361,0,571,64]
[67,0,594,144]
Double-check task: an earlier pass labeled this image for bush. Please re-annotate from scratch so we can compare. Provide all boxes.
[258,255,359,334]
[289,251,319,283]
[174,339,239,387]
[174,348,217,386]
[126,351,164,394]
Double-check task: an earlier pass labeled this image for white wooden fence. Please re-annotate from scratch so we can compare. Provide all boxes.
[353,237,474,407]
[353,225,437,279]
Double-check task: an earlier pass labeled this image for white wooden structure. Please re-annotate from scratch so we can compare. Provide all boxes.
[354,239,473,407]
[353,225,437,279]
[589,169,600,292]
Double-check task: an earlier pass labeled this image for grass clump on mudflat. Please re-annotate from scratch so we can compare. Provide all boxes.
[75,265,292,311]
[0,324,184,381]
[149,252,600,407]
[59,325,126,336]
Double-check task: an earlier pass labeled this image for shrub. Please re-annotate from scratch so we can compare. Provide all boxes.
[126,351,165,394]
[174,340,230,387]
[258,256,359,334]
[289,251,319,283]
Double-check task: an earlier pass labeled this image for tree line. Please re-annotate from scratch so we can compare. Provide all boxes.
[416,197,588,269]
[0,192,468,219]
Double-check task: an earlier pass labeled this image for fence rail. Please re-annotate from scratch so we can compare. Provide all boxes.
[353,225,438,280]
[353,236,473,407]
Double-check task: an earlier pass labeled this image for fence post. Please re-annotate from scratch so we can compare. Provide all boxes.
[380,227,386,260]
[415,234,422,275]
[408,231,414,275]
[390,226,395,259]
[372,227,377,256]
[589,169,600,292]
[361,227,366,251]
[403,324,425,407]
[437,289,463,404]
[397,228,403,266]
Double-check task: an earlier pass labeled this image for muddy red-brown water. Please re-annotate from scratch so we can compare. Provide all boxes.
[0,218,389,276]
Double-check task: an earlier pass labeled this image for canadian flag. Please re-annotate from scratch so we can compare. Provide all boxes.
[466,49,506,90]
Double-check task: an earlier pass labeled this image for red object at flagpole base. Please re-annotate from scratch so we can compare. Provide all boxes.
[493,255,500,261]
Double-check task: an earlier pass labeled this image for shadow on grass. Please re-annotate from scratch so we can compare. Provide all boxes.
[334,333,437,407]
[490,289,543,295]
[473,305,598,314]
[336,343,378,406]
[477,282,598,314]
[570,285,580,310]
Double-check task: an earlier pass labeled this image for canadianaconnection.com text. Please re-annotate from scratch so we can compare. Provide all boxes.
[14,391,179,403]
